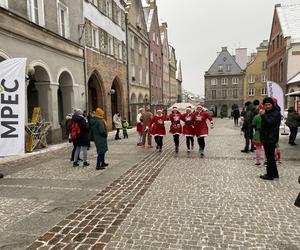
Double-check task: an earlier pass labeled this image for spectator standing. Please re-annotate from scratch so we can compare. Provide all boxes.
[260,97,281,180]
[286,107,300,145]
[141,106,153,148]
[72,109,90,167]
[136,108,144,146]
[241,102,255,153]
[122,117,129,139]
[232,108,240,127]
[113,112,122,140]
[90,108,109,170]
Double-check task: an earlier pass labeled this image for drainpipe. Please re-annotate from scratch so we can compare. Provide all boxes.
[125,13,131,124]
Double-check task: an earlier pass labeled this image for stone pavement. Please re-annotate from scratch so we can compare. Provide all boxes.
[1,119,300,250]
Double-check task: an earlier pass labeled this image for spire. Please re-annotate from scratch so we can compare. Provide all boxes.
[177,60,182,82]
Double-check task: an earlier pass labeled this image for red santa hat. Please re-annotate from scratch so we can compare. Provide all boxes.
[186,106,192,110]
[157,108,163,112]
[172,106,178,111]
[272,97,278,103]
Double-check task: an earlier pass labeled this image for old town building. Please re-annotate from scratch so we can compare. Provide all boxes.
[143,0,163,109]
[205,47,244,117]
[268,3,300,108]
[177,60,183,102]
[83,0,128,129]
[0,0,85,143]
[169,45,177,105]
[127,0,150,124]
[244,40,269,104]
[160,22,170,106]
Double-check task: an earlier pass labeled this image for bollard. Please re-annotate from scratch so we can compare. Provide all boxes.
[295,176,300,207]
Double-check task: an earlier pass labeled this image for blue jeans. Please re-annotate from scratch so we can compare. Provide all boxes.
[97,153,105,167]
[289,127,298,143]
[74,146,87,162]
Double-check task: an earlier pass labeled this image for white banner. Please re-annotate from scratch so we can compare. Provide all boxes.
[0,58,27,156]
[266,80,285,116]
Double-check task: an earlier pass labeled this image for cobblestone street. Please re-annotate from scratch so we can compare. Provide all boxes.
[1,119,300,250]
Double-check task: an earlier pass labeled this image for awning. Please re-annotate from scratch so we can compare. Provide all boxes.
[288,72,300,84]
[286,91,300,97]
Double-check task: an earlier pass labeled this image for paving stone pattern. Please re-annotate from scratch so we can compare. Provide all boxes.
[26,139,176,250]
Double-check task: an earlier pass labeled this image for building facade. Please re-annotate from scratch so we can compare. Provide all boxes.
[205,47,244,117]
[83,0,128,129]
[0,0,85,143]
[160,22,170,107]
[169,45,177,105]
[143,0,163,109]
[244,41,268,104]
[177,60,182,103]
[268,3,300,108]
[127,0,150,124]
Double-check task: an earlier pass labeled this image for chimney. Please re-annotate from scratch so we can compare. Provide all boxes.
[235,48,248,70]
[221,47,228,52]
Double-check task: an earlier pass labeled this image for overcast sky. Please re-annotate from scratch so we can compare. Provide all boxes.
[156,0,297,96]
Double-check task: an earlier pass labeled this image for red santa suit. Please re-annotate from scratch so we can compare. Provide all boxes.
[181,113,195,136]
[150,115,167,136]
[192,111,213,137]
[169,112,182,135]
[136,112,144,134]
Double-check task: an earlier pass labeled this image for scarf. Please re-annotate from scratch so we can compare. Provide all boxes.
[95,108,108,128]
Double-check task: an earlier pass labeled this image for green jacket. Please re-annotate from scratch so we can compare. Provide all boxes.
[286,111,300,128]
[90,117,108,154]
[252,114,262,144]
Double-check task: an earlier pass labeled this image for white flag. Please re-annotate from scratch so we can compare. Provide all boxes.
[266,80,285,116]
[0,58,27,156]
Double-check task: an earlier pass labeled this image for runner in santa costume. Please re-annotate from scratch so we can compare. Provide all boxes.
[169,106,182,153]
[193,104,214,158]
[150,108,167,152]
[181,106,195,152]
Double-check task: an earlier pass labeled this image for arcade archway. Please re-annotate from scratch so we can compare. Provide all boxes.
[88,71,105,112]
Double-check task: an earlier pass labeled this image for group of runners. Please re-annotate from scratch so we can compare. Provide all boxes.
[136,104,214,157]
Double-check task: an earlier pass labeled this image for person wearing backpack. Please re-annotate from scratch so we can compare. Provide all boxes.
[72,109,90,167]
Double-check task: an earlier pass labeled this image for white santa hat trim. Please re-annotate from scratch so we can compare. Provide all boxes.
[157,109,163,112]
[186,106,192,110]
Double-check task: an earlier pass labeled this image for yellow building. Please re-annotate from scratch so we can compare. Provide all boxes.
[244,41,268,104]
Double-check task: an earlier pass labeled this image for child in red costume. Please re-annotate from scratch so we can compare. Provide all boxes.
[150,109,167,152]
[169,106,182,153]
[192,105,214,157]
[181,106,195,152]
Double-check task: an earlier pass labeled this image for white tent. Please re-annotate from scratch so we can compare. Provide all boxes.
[167,103,195,114]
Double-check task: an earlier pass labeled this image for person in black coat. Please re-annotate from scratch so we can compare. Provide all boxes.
[232,109,240,127]
[259,97,282,180]
[241,102,255,153]
[72,109,90,167]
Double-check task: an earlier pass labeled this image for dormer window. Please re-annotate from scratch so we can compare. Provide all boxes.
[218,65,223,72]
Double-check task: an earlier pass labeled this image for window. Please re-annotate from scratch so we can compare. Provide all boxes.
[0,0,8,8]
[153,32,156,42]
[139,68,143,83]
[211,79,217,86]
[226,64,231,72]
[221,78,228,85]
[261,87,267,96]
[28,0,45,26]
[130,35,135,49]
[261,75,267,82]
[106,0,112,18]
[108,35,113,55]
[131,64,135,78]
[248,75,256,83]
[233,89,238,98]
[91,26,99,49]
[248,88,255,96]
[211,90,216,99]
[58,1,69,38]
[262,61,267,70]
[221,89,227,98]
[146,71,149,85]
[150,52,154,62]
[138,42,142,55]
[118,44,122,60]
[145,47,148,58]
[218,65,223,72]
[232,77,239,84]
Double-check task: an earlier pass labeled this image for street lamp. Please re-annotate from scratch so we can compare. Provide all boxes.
[125,1,131,123]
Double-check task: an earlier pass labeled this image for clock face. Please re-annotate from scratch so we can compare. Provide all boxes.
[223,57,227,62]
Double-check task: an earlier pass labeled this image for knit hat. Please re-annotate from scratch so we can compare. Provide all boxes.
[262,97,274,105]
[74,109,83,116]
